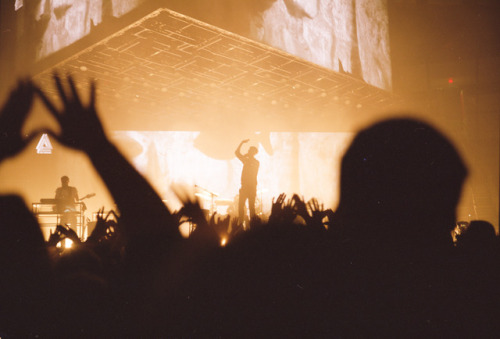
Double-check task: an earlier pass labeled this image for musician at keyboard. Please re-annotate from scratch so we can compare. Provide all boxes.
[54,175,79,228]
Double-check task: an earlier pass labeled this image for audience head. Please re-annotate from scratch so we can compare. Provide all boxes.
[336,118,467,244]
[0,195,47,261]
[456,220,497,251]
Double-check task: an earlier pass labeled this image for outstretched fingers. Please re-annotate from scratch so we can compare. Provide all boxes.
[2,79,33,123]
[89,79,96,108]
[34,86,62,123]
[15,80,35,118]
[67,75,83,108]
[35,73,108,152]
[0,79,39,159]
[278,193,286,205]
[53,73,70,107]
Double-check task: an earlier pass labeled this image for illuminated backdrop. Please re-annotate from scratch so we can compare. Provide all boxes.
[113,131,353,213]
[25,0,391,90]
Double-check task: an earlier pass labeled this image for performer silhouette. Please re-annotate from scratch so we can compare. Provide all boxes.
[55,175,79,229]
[235,139,259,226]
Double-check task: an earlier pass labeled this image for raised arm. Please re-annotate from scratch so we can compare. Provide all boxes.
[36,74,180,241]
[0,79,37,162]
[235,139,249,162]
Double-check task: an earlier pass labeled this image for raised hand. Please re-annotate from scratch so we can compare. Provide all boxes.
[87,208,115,243]
[60,225,81,244]
[270,193,297,224]
[323,208,336,232]
[292,194,308,220]
[271,193,287,218]
[35,73,108,154]
[47,225,81,247]
[307,198,327,230]
[47,226,65,247]
[173,186,209,230]
[307,198,324,217]
[0,79,37,161]
[281,196,297,225]
[37,72,179,242]
[209,213,231,242]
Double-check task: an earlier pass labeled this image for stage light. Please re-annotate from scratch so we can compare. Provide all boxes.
[56,238,74,249]
[65,238,73,248]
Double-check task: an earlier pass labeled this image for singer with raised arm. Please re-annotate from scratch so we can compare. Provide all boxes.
[55,175,79,229]
[235,139,259,226]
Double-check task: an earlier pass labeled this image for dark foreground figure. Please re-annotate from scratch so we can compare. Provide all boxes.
[0,77,498,337]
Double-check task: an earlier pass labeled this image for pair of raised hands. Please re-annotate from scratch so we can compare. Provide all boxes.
[270,193,331,230]
[0,74,107,162]
[47,224,81,247]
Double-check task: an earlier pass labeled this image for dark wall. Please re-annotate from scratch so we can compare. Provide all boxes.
[389,0,500,230]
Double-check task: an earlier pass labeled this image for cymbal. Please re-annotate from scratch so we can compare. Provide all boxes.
[195,192,213,200]
[194,184,219,196]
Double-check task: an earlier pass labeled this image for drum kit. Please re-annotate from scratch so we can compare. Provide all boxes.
[194,185,267,217]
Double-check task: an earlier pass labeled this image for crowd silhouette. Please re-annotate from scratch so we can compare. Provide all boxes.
[0,75,498,337]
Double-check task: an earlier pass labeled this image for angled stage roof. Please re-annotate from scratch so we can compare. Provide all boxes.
[33,7,399,132]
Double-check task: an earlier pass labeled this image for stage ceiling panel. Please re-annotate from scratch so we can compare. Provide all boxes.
[33,7,399,132]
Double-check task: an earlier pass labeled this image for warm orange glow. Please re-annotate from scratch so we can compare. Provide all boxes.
[178,219,191,238]
[56,238,74,249]
[117,131,353,215]
[65,238,73,249]
[221,237,227,247]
